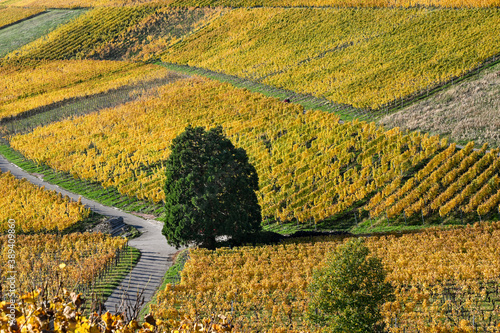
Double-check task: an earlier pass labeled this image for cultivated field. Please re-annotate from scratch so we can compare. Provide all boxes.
[0,60,179,120]
[0,232,128,297]
[153,222,500,332]
[0,170,89,233]
[0,7,45,29]
[1,0,500,331]
[160,7,500,109]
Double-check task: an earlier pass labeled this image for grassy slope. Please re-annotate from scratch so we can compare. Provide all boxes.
[0,9,85,58]
[379,60,500,149]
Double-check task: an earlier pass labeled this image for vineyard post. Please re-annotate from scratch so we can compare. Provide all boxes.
[421,209,424,224]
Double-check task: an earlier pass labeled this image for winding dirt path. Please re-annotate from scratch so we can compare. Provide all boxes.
[0,153,178,315]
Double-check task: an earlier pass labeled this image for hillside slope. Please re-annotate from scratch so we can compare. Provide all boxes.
[379,61,500,148]
[160,7,500,110]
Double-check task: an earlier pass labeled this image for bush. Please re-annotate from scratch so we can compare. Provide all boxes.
[307,238,394,332]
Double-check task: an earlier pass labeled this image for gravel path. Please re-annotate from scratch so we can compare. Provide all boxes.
[0,153,179,316]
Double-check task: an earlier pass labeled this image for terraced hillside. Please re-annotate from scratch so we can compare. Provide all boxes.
[8,6,500,114]
[1,1,500,331]
[1,0,499,226]
[159,7,500,110]
[0,60,179,121]
[7,76,500,228]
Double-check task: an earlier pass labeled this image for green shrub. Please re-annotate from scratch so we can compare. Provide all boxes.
[307,238,394,332]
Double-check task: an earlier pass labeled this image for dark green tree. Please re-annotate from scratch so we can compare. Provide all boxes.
[307,238,394,332]
[162,125,262,250]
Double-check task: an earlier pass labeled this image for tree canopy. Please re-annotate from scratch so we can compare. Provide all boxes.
[162,125,262,249]
[307,238,394,332]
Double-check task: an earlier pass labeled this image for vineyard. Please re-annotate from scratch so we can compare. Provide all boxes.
[0,233,127,296]
[151,222,500,332]
[7,76,500,227]
[3,6,499,111]
[0,9,86,59]
[0,60,178,121]
[368,142,500,220]
[161,7,500,110]
[0,7,44,28]
[0,170,90,233]
[88,7,224,61]
[1,0,500,331]
[6,6,156,60]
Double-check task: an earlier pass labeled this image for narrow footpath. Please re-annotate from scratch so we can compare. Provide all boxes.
[0,154,178,315]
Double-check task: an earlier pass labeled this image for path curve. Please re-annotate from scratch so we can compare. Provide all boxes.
[0,153,178,316]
